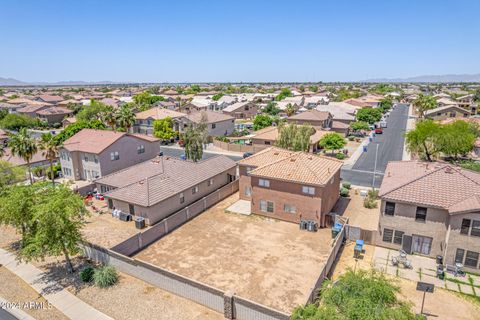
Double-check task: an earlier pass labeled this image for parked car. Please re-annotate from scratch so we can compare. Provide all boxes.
[375,128,383,134]
[243,152,253,159]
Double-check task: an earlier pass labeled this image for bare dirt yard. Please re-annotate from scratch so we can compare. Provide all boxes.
[332,241,480,320]
[333,189,380,231]
[135,193,333,313]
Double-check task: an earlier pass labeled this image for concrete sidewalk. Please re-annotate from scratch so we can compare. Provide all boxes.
[402,104,416,161]
[0,248,113,320]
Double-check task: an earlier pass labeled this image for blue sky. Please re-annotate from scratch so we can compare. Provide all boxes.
[1,0,479,82]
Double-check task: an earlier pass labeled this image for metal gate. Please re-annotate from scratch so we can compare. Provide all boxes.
[346,225,361,241]
[402,235,412,254]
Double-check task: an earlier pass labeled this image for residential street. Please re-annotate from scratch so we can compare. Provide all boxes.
[341,103,409,188]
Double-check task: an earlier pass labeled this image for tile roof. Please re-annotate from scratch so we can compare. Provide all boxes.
[0,148,50,166]
[36,106,72,115]
[62,129,126,154]
[380,161,480,214]
[186,110,234,124]
[248,149,343,186]
[37,95,64,103]
[287,110,331,122]
[17,104,50,113]
[99,155,236,206]
[135,107,186,120]
[222,101,250,113]
[425,104,469,115]
[238,146,294,168]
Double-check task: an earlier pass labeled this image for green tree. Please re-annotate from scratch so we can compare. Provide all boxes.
[76,100,109,122]
[0,161,25,192]
[440,120,475,159]
[292,270,418,320]
[319,132,346,154]
[115,104,136,132]
[349,121,370,132]
[414,94,437,118]
[379,97,393,113]
[212,93,224,101]
[276,123,313,152]
[275,88,293,101]
[0,184,37,245]
[0,113,36,131]
[153,117,177,140]
[263,101,280,116]
[54,120,106,144]
[19,184,88,273]
[356,108,383,124]
[182,113,208,162]
[253,114,273,130]
[405,120,442,161]
[39,133,59,186]
[309,85,318,93]
[8,128,37,184]
[101,105,117,131]
[0,109,8,121]
[285,103,295,117]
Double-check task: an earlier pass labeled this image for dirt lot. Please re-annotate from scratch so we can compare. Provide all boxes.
[332,242,480,320]
[135,193,333,313]
[0,266,67,320]
[333,189,380,231]
[82,198,141,248]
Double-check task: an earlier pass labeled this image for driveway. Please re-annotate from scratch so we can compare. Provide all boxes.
[341,103,409,188]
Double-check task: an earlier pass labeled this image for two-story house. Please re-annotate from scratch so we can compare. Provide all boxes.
[222,101,258,119]
[133,107,187,135]
[59,129,160,181]
[96,155,237,225]
[238,147,343,227]
[286,110,333,129]
[378,161,480,272]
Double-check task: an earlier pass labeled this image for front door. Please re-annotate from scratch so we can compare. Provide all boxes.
[402,235,412,254]
[412,235,432,255]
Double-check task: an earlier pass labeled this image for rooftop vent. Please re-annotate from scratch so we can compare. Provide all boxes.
[445,167,453,174]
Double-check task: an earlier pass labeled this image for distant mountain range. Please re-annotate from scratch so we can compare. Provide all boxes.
[363,73,480,83]
[2,74,480,86]
[0,77,118,86]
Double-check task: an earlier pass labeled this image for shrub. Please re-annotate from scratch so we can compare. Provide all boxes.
[80,266,95,283]
[336,153,346,160]
[340,187,349,197]
[93,265,118,288]
[342,181,351,190]
[363,189,379,209]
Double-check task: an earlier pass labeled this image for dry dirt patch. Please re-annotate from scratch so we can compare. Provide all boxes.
[135,193,333,313]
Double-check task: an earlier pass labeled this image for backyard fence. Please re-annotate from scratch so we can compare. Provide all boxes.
[82,241,290,320]
[305,225,346,304]
[111,180,239,257]
[213,140,266,154]
[345,225,376,244]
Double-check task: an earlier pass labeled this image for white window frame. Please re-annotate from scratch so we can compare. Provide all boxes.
[302,186,315,195]
[259,179,270,188]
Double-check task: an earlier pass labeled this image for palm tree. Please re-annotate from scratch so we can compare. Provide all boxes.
[8,128,37,184]
[102,106,117,131]
[39,133,59,186]
[116,104,136,132]
[414,94,437,119]
[285,103,295,117]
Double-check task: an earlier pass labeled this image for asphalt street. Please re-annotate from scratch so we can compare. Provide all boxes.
[0,308,18,320]
[340,103,409,188]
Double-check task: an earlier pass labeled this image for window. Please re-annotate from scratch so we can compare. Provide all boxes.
[385,202,395,216]
[179,193,185,204]
[465,251,479,268]
[94,155,99,163]
[207,179,214,186]
[137,145,145,154]
[245,186,252,196]
[211,123,216,129]
[461,219,471,235]
[246,167,252,175]
[260,200,274,213]
[450,112,456,118]
[455,248,465,264]
[192,186,198,194]
[284,204,296,214]
[264,141,271,145]
[471,220,480,237]
[415,207,427,222]
[259,179,270,188]
[84,155,88,162]
[110,151,119,161]
[383,228,393,243]
[393,230,404,245]
[302,186,315,195]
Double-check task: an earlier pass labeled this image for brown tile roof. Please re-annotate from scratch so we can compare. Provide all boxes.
[37,95,64,103]
[380,161,480,214]
[62,129,125,154]
[63,129,160,154]
[36,106,72,116]
[248,149,343,186]
[287,110,331,122]
[17,104,50,113]
[186,110,234,124]
[251,126,329,144]
[135,107,186,120]
[99,155,236,206]
[0,148,50,166]
[238,146,294,168]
